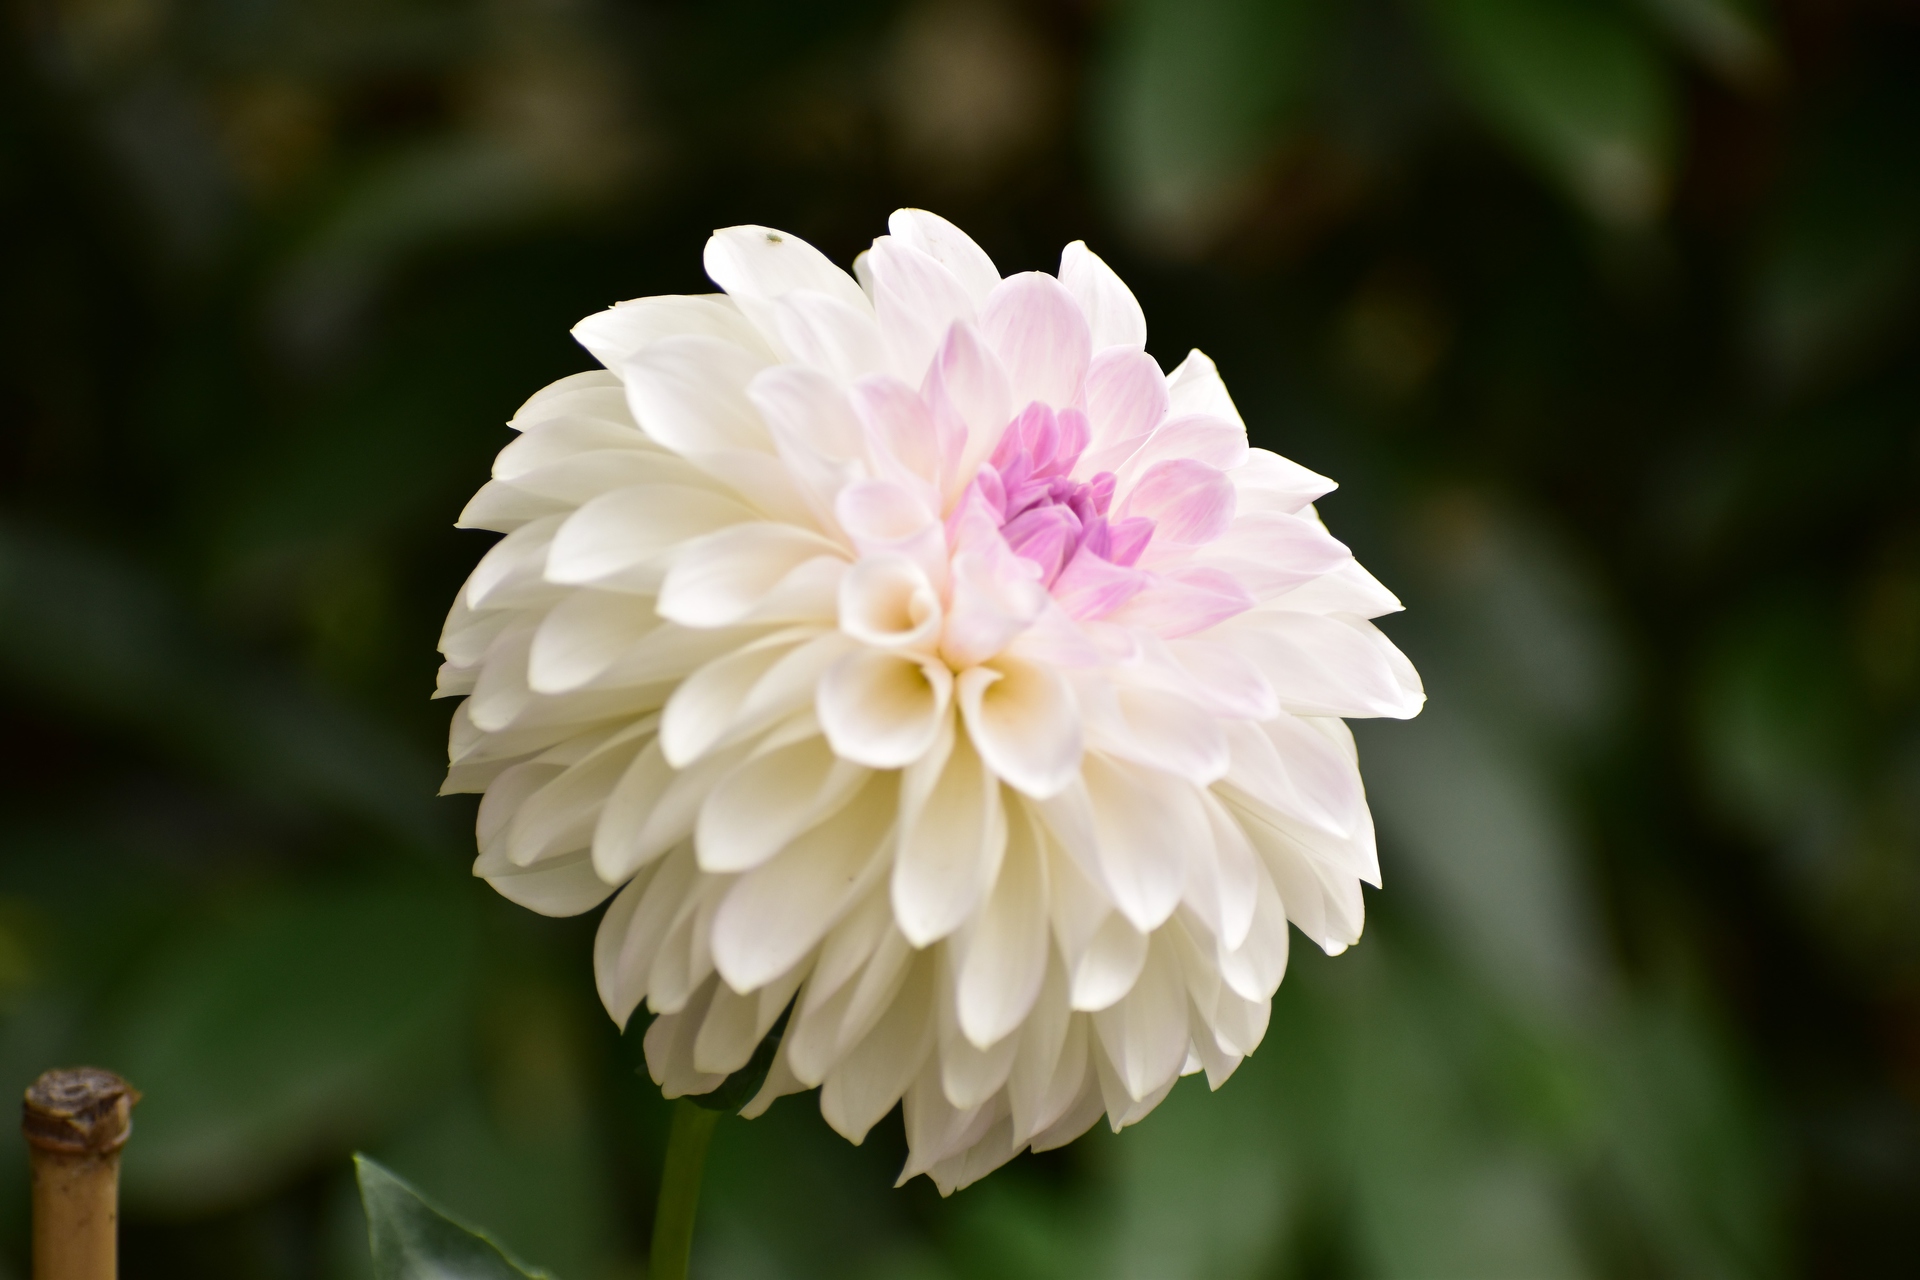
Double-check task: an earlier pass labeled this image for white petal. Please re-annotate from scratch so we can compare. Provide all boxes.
[623,334,772,456]
[749,363,868,462]
[643,975,728,1098]
[659,630,841,766]
[1058,240,1147,350]
[1230,447,1336,514]
[1232,799,1366,955]
[901,1060,987,1176]
[1217,716,1357,839]
[696,733,870,873]
[593,866,660,1027]
[505,726,652,866]
[820,950,936,1143]
[955,800,1049,1048]
[1215,855,1289,1003]
[1228,611,1425,718]
[935,1009,1016,1112]
[1091,935,1189,1102]
[528,590,659,693]
[1029,1051,1103,1151]
[1082,681,1228,786]
[463,621,538,734]
[1081,753,1202,931]
[866,237,978,387]
[791,920,913,1086]
[492,417,652,482]
[1164,348,1245,429]
[656,524,847,628]
[818,647,953,769]
[1005,956,1073,1141]
[508,370,626,429]
[837,554,942,650]
[1264,558,1403,618]
[465,514,565,611]
[693,978,766,1074]
[705,224,871,353]
[546,485,757,589]
[888,209,1001,308]
[475,847,616,917]
[893,715,1007,946]
[710,774,895,992]
[770,288,888,384]
[1069,912,1149,1012]
[572,293,773,369]
[956,655,1081,799]
[1196,790,1259,952]
[644,870,724,1015]
[748,364,869,527]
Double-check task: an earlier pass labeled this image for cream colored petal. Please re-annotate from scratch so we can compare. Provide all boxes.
[710,773,895,993]
[893,717,1007,947]
[657,524,848,629]
[1092,934,1189,1103]
[819,951,936,1144]
[956,655,1082,799]
[954,800,1049,1049]
[696,733,870,874]
[623,334,772,456]
[546,485,757,588]
[818,648,952,769]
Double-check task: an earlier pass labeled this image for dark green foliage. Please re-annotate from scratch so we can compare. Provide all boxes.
[2,0,1916,1276]
[357,1155,553,1280]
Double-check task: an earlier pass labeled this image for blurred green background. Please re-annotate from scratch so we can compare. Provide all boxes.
[2,0,1917,1275]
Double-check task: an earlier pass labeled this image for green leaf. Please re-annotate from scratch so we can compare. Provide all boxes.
[1419,0,1677,223]
[1095,0,1327,242]
[1749,90,1920,391]
[104,880,478,1213]
[1637,0,1777,90]
[356,1154,557,1280]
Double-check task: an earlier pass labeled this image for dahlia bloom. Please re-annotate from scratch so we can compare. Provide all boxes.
[438,210,1422,1191]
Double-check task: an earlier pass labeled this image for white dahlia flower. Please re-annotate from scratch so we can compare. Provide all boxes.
[438,210,1422,1192]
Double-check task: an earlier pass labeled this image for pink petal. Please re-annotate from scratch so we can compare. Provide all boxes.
[1119,459,1236,546]
[1083,348,1169,453]
[1051,546,1151,621]
[1115,413,1248,484]
[1104,566,1254,638]
[941,515,1048,668]
[1108,516,1154,566]
[1180,511,1352,600]
[852,375,943,495]
[1001,505,1081,584]
[924,322,1013,492]
[979,273,1091,412]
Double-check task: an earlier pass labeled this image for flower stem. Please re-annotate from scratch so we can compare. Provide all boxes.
[649,1099,719,1280]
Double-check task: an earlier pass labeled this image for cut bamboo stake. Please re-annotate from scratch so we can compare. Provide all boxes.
[21,1068,138,1280]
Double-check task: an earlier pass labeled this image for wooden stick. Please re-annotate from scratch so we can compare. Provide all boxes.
[21,1068,138,1280]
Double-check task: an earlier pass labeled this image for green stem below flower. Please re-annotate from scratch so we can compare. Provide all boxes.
[649,1099,719,1280]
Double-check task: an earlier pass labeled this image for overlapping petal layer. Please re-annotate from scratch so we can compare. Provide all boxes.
[442,210,1423,1192]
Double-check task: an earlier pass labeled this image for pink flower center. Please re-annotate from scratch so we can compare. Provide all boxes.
[956,402,1158,621]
